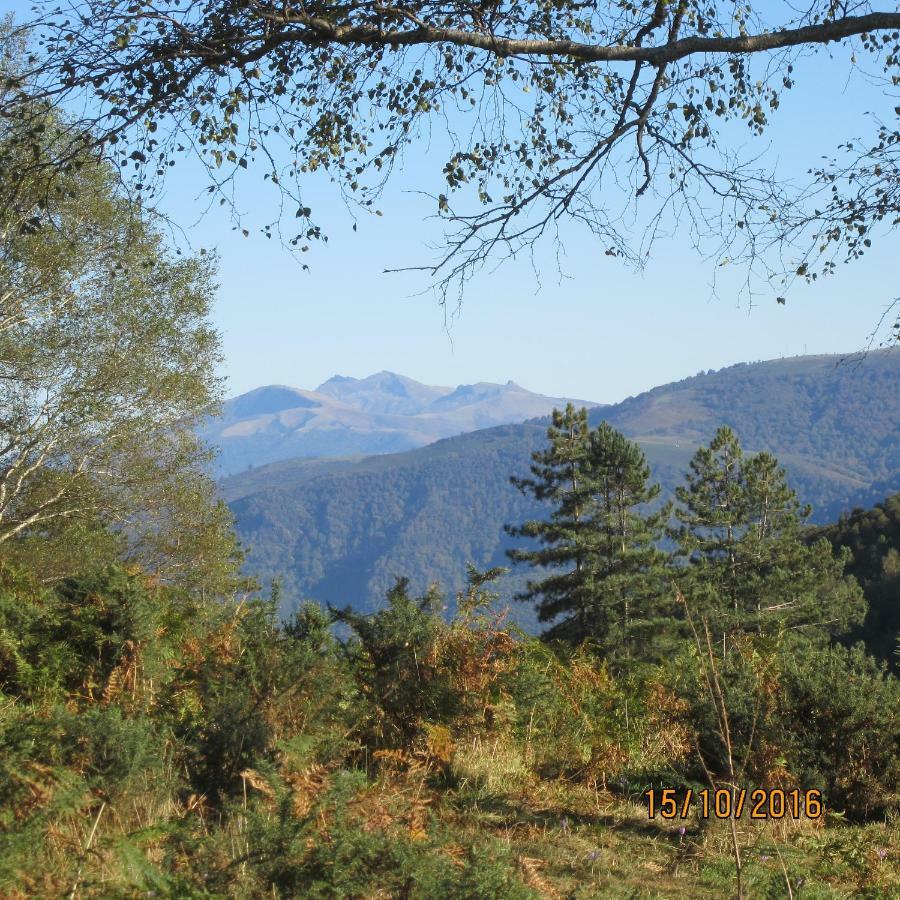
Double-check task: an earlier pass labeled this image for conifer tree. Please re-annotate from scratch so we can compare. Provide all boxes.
[674,428,865,642]
[576,422,672,663]
[673,427,747,624]
[506,404,594,633]
[508,411,671,660]
[740,451,864,638]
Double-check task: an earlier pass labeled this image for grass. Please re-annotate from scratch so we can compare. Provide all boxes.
[425,740,900,898]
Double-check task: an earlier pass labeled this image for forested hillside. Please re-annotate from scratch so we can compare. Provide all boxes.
[226,425,548,620]
[224,352,900,618]
[597,353,899,492]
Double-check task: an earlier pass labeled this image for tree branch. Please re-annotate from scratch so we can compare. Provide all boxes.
[221,10,900,67]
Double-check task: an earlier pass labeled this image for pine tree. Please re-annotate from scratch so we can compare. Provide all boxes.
[506,404,595,631]
[674,428,866,642]
[673,426,747,627]
[575,422,672,662]
[740,451,864,638]
[507,410,671,660]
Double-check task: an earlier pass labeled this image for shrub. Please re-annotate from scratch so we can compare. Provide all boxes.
[663,634,787,788]
[779,643,900,820]
[335,578,458,749]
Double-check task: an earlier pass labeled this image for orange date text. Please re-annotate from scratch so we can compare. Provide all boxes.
[644,788,823,820]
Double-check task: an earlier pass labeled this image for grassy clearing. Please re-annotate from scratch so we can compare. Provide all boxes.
[434,741,899,899]
[10,738,896,898]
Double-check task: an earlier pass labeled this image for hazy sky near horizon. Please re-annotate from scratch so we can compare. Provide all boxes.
[10,1,899,403]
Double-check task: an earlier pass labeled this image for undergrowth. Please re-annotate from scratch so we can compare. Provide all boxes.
[0,565,896,898]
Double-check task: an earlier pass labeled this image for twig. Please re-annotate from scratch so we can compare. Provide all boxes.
[68,800,106,900]
[774,843,795,900]
[678,587,744,900]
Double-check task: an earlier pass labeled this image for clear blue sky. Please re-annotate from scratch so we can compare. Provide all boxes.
[10,1,899,402]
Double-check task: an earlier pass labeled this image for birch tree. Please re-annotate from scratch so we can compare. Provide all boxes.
[0,86,239,588]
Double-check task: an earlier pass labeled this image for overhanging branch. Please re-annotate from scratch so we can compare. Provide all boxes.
[223,10,900,66]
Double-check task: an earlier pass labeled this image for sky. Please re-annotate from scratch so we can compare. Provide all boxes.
[9,2,900,403]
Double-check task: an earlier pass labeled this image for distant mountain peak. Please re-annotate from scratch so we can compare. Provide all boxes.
[368,371,426,392]
[317,370,433,392]
[313,370,451,415]
[318,374,357,387]
[224,385,317,420]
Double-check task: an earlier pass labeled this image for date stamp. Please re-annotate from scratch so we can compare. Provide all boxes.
[645,788,823,820]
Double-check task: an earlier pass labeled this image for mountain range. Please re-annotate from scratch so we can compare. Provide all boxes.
[215,350,900,622]
[200,371,598,475]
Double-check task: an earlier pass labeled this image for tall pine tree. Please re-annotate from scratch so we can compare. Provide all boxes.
[673,427,865,643]
[672,426,747,626]
[507,410,671,660]
[579,422,672,664]
[506,404,595,633]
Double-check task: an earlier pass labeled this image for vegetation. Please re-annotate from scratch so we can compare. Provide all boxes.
[1,348,896,898]
[0,46,243,596]
[0,21,897,899]
[508,408,671,658]
[1,558,897,897]
[671,427,863,643]
[812,494,900,671]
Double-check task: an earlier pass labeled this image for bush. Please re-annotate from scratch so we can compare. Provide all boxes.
[335,578,458,749]
[662,635,788,788]
[779,643,900,820]
[237,768,536,899]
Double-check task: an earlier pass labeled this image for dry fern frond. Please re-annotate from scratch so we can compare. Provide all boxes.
[12,760,58,819]
[423,723,455,766]
[102,640,138,704]
[240,768,275,799]
[283,762,329,818]
[372,748,416,775]
[518,855,562,899]
[442,843,466,868]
